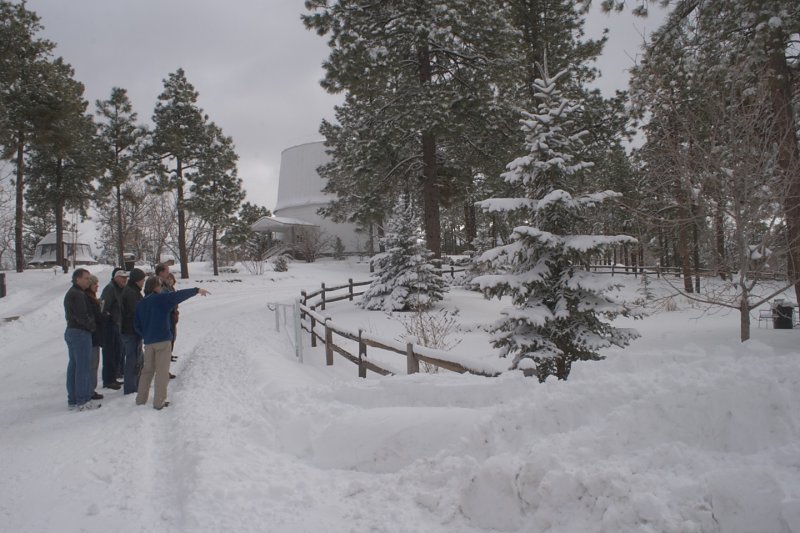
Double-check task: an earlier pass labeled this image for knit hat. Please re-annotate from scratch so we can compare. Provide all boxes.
[129,268,146,283]
[112,267,128,279]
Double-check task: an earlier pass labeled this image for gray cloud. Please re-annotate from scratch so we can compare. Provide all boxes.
[22,0,665,217]
[25,0,342,211]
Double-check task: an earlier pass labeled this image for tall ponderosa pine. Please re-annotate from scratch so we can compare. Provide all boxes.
[96,87,147,267]
[187,122,244,276]
[0,1,55,271]
[304,1,511,257]
[149,68,208,278]
[475,67,639,381]
[305,1,620,257]
[361,198,446,312]
[26,58,102,272]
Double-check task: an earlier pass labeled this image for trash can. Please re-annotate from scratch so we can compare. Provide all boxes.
[773,305,794,329]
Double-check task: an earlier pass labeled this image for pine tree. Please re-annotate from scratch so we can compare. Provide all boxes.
[221,202,272,262]
[361,198,446,312]
[0,1,55,271]
[186,122,244,276]
[304,0,512,257]
[475,66,639,381]
[95,87,147,267]
[25,58,102,272]
[148,68,209,278]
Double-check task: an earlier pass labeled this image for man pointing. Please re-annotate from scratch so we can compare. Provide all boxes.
[134,276,209,409]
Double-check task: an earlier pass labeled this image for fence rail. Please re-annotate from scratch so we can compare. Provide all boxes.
[291,278,500,379]
[277,263,789,379]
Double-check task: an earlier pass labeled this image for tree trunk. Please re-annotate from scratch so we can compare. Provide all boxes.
[766,37,800,304]
[556,356,569,380]
[212,225,219,276]
[116,184,125,267]
[14,131,25,272]
[739,287,751,342]
[176,158,189,279]
[692,219,701,293]
[417,44,441,258]
[464,198,477,251]
[677,224,694,292]
[55,159,67,273]
[674,177,694,292]
[714,208,727,280]
[421,139,441,259]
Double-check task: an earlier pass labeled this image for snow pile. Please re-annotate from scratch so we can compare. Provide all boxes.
[1,262,799,532]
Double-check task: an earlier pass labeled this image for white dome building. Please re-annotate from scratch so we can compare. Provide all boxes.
[29,231,96,266]
[252,141,363,256]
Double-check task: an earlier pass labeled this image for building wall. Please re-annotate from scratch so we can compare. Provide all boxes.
[274,141,365,254]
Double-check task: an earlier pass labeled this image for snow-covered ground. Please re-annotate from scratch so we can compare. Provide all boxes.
[1,260,799,533]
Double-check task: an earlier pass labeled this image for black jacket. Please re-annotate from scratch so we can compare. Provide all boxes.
[120,281,143,336]
[87,294,105,346]
[64,284,95,333]
[100,281,123,325]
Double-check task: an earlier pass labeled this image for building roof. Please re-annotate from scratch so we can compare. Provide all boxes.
[36,231,88,245]
[273,141,332,213]
[250,215,319,233]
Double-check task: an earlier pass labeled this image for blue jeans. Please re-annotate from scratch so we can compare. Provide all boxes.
[122,333,142,395]
[102,322,121,386]
[65,328,93,406]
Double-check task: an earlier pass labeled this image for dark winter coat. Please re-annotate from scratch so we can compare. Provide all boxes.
[134,288,199,345]
[64,284,95,333]
[86,293,105,347]
[100,281,124,325]
[120,281,143,336]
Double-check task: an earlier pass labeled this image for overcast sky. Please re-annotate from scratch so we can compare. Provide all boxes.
[21,1,666,215]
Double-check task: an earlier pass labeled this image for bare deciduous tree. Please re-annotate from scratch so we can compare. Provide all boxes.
[651,74,799,341]
[293,227,330,263]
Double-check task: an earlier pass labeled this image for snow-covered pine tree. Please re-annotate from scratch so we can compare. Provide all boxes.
[474,65,639,381]
[361,198,446,312]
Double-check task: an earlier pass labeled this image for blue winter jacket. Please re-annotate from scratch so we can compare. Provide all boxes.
[134,288,199,345]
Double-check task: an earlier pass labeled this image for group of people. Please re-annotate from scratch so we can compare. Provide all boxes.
[63,263,208,411]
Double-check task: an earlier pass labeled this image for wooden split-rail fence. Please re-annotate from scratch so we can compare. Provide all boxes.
[278,262,782,379]
[290,278,499,379]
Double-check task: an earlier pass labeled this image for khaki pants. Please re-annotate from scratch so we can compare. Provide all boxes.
[136,340,172,408]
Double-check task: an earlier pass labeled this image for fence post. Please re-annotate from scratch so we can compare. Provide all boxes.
[325,319,333,366]
[274,304,280,332]
[310,316,317,347]
[406,342,419,374]
[348,278,354,301]
[300,291,307,319]
[294,299,303,363]
[0,272,6,298]
[358,329,367,378]
[611,264,615,277]
[321,283,326,311]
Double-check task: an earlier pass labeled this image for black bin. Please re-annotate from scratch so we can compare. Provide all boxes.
[773,305,794,329]
[124,260,135,271]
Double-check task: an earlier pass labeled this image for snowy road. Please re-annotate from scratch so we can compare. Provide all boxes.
[0,266,497,532]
